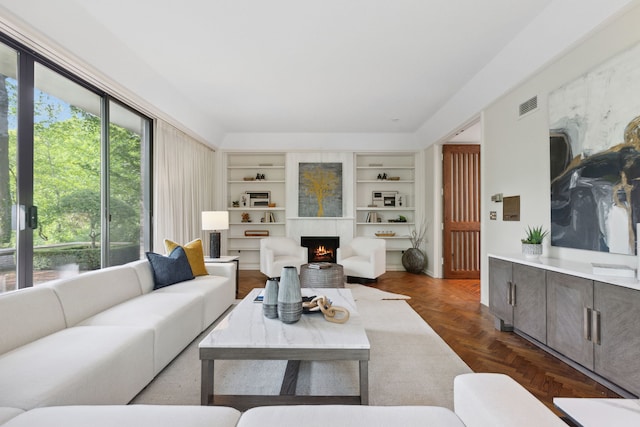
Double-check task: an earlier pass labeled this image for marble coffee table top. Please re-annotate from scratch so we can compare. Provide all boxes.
[199,288,369,351]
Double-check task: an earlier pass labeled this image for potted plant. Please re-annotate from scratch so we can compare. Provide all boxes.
[521,225,548,259]
[402,222,428,274]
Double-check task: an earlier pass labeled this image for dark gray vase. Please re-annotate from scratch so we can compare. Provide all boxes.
[277,266,303,323]
[402,248,427,274]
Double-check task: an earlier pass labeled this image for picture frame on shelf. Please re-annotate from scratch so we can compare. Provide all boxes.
[246,191,271,207]
[372,191,398,207]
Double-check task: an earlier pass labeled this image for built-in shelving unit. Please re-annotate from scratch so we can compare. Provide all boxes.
[224,153,286,269]
[222,151,419,271]
[354,153,416,269]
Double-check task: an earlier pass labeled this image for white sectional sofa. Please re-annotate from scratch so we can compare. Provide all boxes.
[0,259,235,411]
[0,373,567,426]
[0,256,569,427]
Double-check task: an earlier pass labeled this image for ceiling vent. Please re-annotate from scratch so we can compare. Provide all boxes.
[519,96,538,117]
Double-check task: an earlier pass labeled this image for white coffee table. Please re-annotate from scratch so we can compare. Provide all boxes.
[199,287,370,409]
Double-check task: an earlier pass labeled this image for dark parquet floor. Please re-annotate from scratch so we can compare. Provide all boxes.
[237,269,620,416]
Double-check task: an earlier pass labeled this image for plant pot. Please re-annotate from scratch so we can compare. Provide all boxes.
[522,243,543,259]
[402,248,427,274]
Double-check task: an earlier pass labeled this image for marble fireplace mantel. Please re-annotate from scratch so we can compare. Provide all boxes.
[287,217,355,247]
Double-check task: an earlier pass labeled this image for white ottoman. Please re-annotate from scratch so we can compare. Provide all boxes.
[237,405,465,427]
[454,373,566,427]
[0,405,241,427]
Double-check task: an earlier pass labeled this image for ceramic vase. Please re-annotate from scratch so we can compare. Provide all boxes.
[262,278,279,319]
[277,266,303,324]
[402,247,427,274]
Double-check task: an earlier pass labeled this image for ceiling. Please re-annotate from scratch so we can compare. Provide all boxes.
[0,0,632,147]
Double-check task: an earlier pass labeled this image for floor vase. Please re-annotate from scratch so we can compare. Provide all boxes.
[402,248,427,274]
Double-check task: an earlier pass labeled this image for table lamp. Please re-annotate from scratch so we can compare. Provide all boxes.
[201,211,229,258]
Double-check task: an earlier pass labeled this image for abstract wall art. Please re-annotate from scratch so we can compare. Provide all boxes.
[549,41,640,255]
[298,162,342,217]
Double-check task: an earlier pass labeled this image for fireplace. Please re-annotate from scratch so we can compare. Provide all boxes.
[301,236,340,263]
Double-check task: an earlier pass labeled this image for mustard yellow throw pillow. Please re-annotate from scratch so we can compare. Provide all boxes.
[164,238,208,276]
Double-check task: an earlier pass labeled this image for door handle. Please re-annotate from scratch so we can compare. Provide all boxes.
[592,310,601,345]
[511,283,516,306]
[28,206,38,229]
[583,307,592,341]
[507,281,512,305]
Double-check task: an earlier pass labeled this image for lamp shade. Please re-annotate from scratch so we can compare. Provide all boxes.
[201,211,229,231]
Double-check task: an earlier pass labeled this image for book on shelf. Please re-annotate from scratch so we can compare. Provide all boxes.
[307,262,332,269]
[591,262,636,278]
[263,211,276,223]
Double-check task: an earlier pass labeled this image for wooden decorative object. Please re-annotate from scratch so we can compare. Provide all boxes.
[244,230,269,236]
[375,232,396,237]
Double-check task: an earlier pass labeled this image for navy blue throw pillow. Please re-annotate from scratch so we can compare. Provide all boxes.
[146,246,195,289]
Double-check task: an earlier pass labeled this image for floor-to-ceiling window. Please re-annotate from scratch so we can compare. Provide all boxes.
[107,100,150,266]
[0,36,152,292]
[32,63,103,284]
[0,42,17,293]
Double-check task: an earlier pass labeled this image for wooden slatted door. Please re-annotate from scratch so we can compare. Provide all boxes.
[443,144,480,279]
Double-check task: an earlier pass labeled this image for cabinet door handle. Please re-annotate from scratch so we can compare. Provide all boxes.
[507,281,512,305]
[583,307,592,341]
[511,283,516,306]
[592,309,601,345]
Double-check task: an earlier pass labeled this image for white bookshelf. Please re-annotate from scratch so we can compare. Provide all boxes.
[224,153,286,269]
[354,153,416,270]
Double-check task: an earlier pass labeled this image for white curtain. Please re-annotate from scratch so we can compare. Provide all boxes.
[153,120,216,253]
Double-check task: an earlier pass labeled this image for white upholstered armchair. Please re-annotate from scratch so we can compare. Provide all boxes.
[260,237,308,278]
[337,237,386,281]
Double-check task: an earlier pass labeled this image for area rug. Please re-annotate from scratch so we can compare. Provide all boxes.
[345,283,411,301]
[131,288,471,410]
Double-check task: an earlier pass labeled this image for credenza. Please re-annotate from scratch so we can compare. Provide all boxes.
[489,254,640,397]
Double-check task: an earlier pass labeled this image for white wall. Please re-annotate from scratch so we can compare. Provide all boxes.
[481,3,640,305]
[423,144,441,278]
[221,132,421,152]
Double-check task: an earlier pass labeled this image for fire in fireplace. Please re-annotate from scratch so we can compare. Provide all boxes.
[301,236,340,263]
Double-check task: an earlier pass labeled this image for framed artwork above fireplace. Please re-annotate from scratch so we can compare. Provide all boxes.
[298,162,343,217]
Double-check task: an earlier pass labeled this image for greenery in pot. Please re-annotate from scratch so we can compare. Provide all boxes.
[521,226,548,259]
[409,221,427,248]
[521,225,549,244]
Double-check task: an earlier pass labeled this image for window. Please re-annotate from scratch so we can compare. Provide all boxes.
[0,42,17,292]
[108,100,150,266]
[0,36,152,292]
